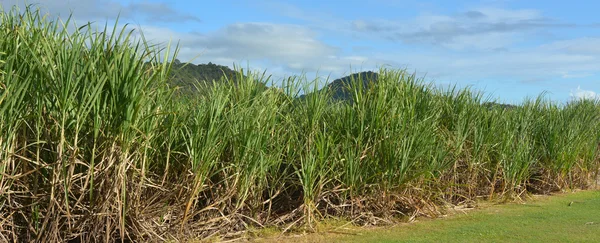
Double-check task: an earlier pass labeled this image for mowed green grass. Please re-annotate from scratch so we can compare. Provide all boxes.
[260,190,600,243]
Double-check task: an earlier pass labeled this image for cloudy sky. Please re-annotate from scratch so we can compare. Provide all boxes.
[2,0,600,103]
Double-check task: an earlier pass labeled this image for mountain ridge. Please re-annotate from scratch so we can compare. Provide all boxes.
[167,62,517,108]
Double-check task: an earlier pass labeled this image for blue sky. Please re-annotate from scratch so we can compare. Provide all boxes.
[3,0,600,104]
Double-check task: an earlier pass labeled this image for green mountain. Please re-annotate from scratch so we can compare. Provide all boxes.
[299,71,379,102]
[167,61,378,102]
[168,60,244,94]
[326,71,379,101]
[299,71,519,110]
[483,102,518,110]
[166,63,517,111]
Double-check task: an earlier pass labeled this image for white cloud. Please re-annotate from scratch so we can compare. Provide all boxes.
[570,86,600,100]
[472,7,543,22]
[539,37,600,54]
[350,7,574,50]
[1,0,200,23]
[341,6,600,83]
[131,23,382,79]
[441,32,517,50]
[368,43,600,83]
[560,71,593,79]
